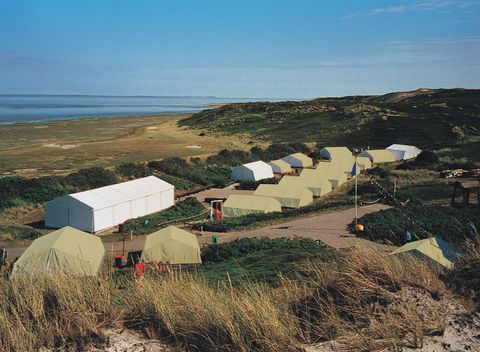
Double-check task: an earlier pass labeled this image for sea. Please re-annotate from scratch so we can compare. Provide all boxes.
[0,94,268,124]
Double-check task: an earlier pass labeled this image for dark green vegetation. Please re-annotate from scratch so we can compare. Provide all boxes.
[235,177,278,190]
[123,197,205,235]
[180,88,480,149]
[355,204,480,246]
[199,237,336,286]
[147,142,312,188]
[0,167,118,210]
[194,196,354,232]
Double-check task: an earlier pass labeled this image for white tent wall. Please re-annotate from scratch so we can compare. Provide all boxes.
[44,176,175,233]
[386,144,422,160]
[93,208,114,233]
[231,161,274,181]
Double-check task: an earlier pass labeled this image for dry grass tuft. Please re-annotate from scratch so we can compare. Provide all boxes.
[0,246,469,352]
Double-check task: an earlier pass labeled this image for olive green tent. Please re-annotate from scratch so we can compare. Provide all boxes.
[319,147,352,161]
[141,226,201,264]
[330,155,356,179]
[359,150,396,164]
[281,153,314,168]
[280,171,332,197]
[254,183,313,208]
[223,195,282,217]
[356,156,372,171]
[315,162,348,188]
[12,226,105,276]
[390,236,462,269]
[268,159,292,174]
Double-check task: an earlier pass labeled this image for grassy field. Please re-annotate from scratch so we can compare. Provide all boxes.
[0,114,248,177]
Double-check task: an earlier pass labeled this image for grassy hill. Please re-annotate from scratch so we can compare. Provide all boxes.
[179,88,480,149]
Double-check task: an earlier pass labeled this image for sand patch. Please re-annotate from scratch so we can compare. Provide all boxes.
[186,145,202,149]
[43,143,78,149]
[146,126,159,130]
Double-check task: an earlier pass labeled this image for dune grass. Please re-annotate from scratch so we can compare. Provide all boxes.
[0,245,455,352]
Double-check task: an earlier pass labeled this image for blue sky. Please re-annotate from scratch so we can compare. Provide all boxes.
[0,0,479,98]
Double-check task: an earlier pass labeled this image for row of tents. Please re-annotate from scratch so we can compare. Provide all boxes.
[230,145,422,182]
[223,145,422,217]
[223,147,365,216]
[12,225,202,277]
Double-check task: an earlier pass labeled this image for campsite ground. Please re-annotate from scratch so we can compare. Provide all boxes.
[0,114,249,177]
[2,203,391,258]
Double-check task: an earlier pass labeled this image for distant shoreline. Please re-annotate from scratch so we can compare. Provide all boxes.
[0,112,191,127]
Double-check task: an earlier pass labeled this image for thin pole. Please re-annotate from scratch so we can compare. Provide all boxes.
[355,157,358,229]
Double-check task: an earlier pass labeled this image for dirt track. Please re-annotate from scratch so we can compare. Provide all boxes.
[209,203,392,250]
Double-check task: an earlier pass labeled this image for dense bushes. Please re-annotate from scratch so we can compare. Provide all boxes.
[202,237,330,263]
[235,177,279,190]
[124,197,206,234]
[148,158,231,187]
[0,167,118,210]
[115,162,151,179]
[355,204,480,246]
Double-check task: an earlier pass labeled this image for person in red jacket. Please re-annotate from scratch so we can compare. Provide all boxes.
[134,259,145,281]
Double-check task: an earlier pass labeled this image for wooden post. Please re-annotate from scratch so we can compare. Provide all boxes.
[450,183,457,207]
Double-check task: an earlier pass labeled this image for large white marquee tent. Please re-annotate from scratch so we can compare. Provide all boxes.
[44,176,175,233]
[230,161,274,181]
[386,144,422,161]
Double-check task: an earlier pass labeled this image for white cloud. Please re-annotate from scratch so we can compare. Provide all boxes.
[341,0,479,20]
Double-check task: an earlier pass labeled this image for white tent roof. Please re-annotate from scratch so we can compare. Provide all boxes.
[386,144,422,160]
[46,176,174,211]
[231,160,274,180]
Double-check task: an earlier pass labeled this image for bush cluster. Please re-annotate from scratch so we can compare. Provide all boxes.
[201,237,329,263]
[0,167,118,210]
[235,177,279,190]
[123,197,206,235]
[355,204,480,246]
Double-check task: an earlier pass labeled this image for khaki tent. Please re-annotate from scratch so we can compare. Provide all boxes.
[279,170,332,197]
[359,150,396,164]
[356,156,372,171]
[281,153,313,168]
[12,226,105,276]
[268,159,292,174]
[390,236,462,269]
[330,155,356,179]
[223,195,282,217]
[254,183,313,208]
[141,226,201,264]
[319,147,352,161]
[315,162,348,188]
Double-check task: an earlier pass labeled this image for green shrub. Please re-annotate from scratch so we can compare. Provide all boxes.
[124,197,206,234]
[200,237,336,286]
[355,204,480,246]
[65,167,118,190]
[115,162,151,179]
[235,177,279,190]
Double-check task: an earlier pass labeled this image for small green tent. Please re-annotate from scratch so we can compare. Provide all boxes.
[223,195,282,217]
[12,226,105,276]
[141,226,202,264]
[390,236,462,269]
